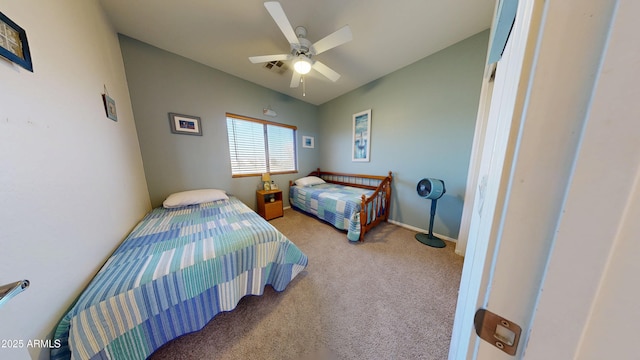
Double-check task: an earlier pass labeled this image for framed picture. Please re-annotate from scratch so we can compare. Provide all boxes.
[302,135,314,148]
[0,12,33,72]
[169,113,202,136]
[352,109,371,162]
[102,94,117,121]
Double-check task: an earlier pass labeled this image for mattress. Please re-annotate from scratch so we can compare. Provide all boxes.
[51,196,308,360]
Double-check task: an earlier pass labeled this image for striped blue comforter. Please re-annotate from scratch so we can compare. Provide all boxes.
[290,183,373,241]
[51,197,308,360]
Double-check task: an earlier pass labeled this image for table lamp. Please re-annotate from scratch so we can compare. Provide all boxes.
[261,173,271,190]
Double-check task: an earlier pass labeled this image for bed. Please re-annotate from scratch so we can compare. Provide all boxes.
[289,169,393,242]
[51,191,308,360]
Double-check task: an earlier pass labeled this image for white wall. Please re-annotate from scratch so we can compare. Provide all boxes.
[0,1,150,359]
[525,0,640,358]
[577,171,640,359]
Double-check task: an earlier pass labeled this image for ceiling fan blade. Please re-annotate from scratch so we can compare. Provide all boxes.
[264,1,299,45]
[290,71,302,88]
[312,25,353,55]
[249,54,292,64]
[312,61,341,82]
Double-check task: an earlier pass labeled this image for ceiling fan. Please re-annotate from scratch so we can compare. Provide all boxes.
[249,1,353,89]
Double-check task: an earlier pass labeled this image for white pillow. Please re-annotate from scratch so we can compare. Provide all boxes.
[163,189,229,208]
[294,176,326,187]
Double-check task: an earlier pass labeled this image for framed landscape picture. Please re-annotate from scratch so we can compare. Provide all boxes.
[169,113,202,136]
[352,109,371,162]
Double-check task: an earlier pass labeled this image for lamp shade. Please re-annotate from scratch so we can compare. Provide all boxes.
[261,173,271,182]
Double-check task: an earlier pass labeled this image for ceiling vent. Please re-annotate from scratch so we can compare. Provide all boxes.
[264,60,288,74]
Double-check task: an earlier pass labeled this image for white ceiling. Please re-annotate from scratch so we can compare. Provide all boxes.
[99,0,495,105]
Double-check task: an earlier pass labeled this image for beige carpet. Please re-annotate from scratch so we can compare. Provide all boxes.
[150,208,464,360]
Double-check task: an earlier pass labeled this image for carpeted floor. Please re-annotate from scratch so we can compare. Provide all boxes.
[150,208,464,360]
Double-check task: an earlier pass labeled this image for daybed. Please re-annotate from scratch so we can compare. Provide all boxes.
[51,190,308,360]
[289,169,393,242]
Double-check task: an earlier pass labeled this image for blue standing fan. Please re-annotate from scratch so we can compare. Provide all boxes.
[416,178,446,248]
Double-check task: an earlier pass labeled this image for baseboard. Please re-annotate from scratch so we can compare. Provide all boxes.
[284,207,458,244]
[387,219,457,243]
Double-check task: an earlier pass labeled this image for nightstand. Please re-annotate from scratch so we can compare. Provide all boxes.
[256,189,283,220]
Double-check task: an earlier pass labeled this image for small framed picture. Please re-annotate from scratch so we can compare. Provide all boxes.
[102,94,117,121]
[0,12,33,72]
[169,113,202,136]
[302,136,314,148]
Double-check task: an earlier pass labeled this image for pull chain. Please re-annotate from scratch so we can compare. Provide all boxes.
[302,76,306,97]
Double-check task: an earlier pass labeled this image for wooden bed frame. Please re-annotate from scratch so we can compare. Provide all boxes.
[289,168,393,241]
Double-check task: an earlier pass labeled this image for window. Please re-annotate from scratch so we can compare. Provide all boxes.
[226,113,297,177]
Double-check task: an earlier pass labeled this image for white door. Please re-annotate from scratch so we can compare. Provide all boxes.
[449,0,543,356]
[449,0,627,358]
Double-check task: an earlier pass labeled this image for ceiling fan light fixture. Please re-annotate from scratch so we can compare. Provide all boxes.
[250,1,352,92]
[293,56,312,74]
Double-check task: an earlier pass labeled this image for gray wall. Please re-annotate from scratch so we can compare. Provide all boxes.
[119,35,319,208]
[120,30,488,239]
[318,31,489,238]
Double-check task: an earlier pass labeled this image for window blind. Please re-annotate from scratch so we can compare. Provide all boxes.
[226,114,297,177]
[267,124,296,173]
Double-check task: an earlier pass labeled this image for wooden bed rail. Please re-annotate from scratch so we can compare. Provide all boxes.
[358,174,392,241]
[288,169,391,189]
[311,168,390,190]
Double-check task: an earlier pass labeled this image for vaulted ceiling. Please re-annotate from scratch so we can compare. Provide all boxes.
[100,0,495,105]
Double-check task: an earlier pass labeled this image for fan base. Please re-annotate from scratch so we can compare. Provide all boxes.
[415,233,446,248]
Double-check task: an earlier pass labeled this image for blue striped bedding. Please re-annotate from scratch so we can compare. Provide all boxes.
[51,196,308,360]
[290,183,373,241]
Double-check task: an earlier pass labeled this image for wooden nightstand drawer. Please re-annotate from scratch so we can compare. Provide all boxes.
[264,201,283,219]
